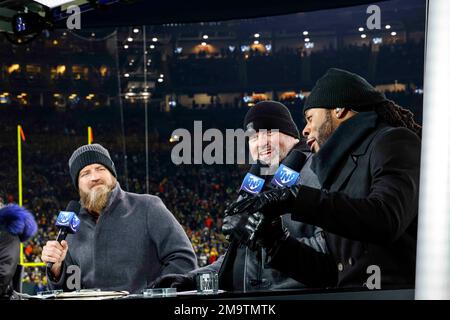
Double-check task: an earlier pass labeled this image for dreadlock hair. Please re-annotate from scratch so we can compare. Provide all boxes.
[372,99,422,138]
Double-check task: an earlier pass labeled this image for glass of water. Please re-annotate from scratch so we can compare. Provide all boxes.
[196,272,219,294]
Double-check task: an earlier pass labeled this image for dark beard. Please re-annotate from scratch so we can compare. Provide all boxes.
[316,110,334,148]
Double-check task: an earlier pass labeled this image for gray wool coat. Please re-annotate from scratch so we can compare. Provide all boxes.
[48,183,198,293]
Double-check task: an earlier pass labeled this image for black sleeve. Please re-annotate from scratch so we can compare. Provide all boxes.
[289,128,421,244]
[266,235,337,288]
[0,230,20,295]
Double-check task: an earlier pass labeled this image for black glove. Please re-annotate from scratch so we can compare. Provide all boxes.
[227,185,300,221]
[222,213,245,237]
[245,213,290,254]
[149,273,196,291]
[222,212,253,244]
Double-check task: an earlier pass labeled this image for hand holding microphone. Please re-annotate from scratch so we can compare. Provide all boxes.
[229,149,306,220]
[221,162,266,244]
[41,201,80,279]
[42,240,69,279]
[230,149,307,251]
[244,213,290,253]
[229,184,301,220]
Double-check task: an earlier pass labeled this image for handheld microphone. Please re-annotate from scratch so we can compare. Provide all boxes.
[237,161,266,197]
[219,162,269,289]
[46,201,81,269]
[270,149,307,188]
[248,149,308,241]
[222,162,267,238]
[224,161,269,221]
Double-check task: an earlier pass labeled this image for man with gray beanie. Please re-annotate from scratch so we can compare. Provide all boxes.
[229,68,421,289]
[41,143,198,293]
[151,101,329,292]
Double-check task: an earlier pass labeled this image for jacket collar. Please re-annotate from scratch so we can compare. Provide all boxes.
[311,111,379,188]
[103,182,123,214]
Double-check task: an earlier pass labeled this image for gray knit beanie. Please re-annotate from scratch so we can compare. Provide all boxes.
[68,144,117,189]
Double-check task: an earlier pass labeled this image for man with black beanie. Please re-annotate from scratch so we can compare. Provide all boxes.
[230,68,421,289]
[151,101,329,292]
[41,143,198,293]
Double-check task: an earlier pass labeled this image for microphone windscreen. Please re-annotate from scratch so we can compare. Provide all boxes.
[270,150,308,188]
[0,204,37,241]
[66,200,80,213]
[239,162,267,196]
[282,149,307,173]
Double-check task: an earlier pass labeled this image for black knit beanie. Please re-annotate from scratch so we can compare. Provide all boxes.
[303,68,387,114]
[243,101,299,139]
[68,144,117,189]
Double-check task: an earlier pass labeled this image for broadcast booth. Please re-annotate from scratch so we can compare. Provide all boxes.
[1,0,449,307]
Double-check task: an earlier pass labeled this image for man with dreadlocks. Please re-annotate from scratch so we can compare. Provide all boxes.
[229,68,421,289]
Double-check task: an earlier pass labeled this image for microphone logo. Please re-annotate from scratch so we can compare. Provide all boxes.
[70,215,81,232]
[240,173,265,195]
[55,211,80,233]
[57,211,72,224]
[271,164,300,188]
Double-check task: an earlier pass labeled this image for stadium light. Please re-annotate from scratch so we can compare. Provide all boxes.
[372,37,383,45]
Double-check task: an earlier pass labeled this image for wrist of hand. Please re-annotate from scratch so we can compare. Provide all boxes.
[50,262,63,281]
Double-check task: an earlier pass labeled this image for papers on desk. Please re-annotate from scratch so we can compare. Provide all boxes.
[18,289,129,300]
[18,288,225,300]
